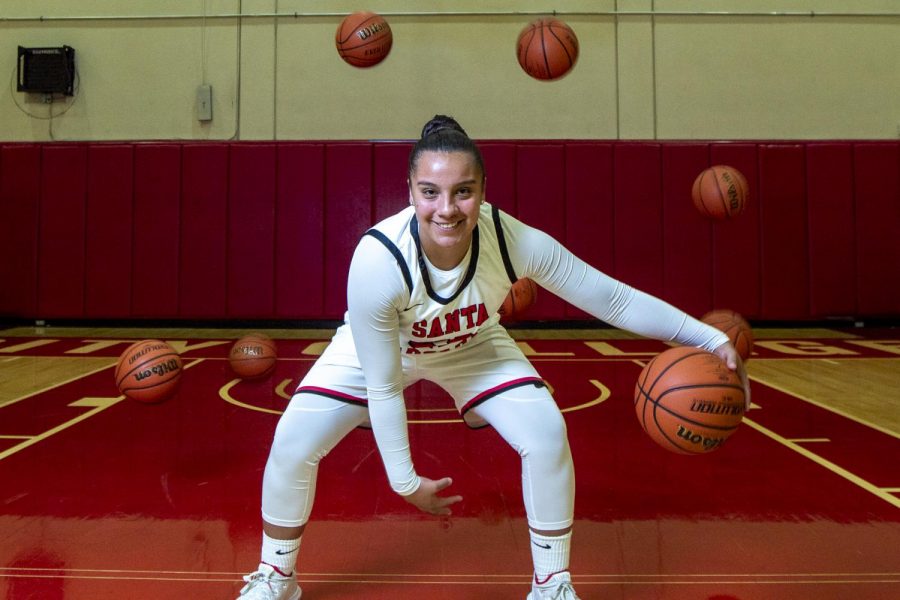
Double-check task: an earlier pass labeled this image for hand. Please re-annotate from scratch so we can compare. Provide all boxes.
[713,342,752,411]
[404,476,463,516]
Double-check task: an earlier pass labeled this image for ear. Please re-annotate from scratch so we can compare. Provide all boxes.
[407,179,415,205]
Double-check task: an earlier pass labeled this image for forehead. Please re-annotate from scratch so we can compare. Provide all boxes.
[412,151,480,179]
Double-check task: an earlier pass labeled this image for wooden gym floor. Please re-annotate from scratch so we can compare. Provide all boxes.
[0,324,898,599]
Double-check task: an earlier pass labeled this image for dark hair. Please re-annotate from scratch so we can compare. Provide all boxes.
[407,115,485,180]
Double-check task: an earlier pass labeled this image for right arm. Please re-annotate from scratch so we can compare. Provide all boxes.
[347,235,462,514]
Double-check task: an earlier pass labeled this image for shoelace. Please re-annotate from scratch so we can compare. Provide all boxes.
[240,570,273,594]
[547,581,579,600]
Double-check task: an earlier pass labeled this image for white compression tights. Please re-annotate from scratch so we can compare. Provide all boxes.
[261,385,575,531]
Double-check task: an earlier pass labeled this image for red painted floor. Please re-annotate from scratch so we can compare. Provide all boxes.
[1,332,899,599]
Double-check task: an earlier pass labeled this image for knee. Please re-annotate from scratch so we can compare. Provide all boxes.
[519,413,570,461]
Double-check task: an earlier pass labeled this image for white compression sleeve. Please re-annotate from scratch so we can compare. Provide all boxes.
[346,235,421,496]
[502,215,730,352]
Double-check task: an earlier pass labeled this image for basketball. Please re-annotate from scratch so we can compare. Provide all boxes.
[229,334,277,379]
[335,11,393,68]
[498,278,538,321]
[691,165,749,220]
[516,18,579,81]
[701,309,755,361]
[115,339,183,403]
[634,346,745,455]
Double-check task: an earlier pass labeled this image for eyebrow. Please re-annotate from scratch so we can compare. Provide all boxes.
[416,179,478,187]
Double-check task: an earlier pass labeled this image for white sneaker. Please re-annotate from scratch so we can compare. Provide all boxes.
[237,563,301,600]
[527,571,580,599]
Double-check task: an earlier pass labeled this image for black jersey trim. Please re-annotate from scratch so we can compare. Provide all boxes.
[492,205,518,284]
[409,216,480,305]
[364,229,413,296]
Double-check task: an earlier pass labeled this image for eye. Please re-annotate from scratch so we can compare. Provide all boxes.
[419,188,437,198]
[456,187,472,198]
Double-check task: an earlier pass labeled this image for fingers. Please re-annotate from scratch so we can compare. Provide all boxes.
[433,477,453,492]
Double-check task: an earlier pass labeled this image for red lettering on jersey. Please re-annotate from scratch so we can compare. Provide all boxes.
[444,309,461,334]
[460,305,477,328]
[475,303,488,326]
[427,318,445,338]
[411,320,427,338]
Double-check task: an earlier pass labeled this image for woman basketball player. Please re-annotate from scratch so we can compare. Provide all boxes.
[237,115,749,600]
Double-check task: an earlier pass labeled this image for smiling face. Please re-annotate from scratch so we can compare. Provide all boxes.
[409,150,485,270]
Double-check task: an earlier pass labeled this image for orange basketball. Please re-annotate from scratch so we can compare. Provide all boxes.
[516,18,579,81]
[229,334,277,379]
[691,165,749,220]
[498,278,538,321]
[115,339,183,403]
[634,346,745,455]
[335,11,393,68]
[701,309,755,361]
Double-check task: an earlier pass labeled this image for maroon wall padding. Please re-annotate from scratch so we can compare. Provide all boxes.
[661,144,713,318]
[275,144,325,319]
[324,144,372,318]
[132,144,180,317]
[374,143,412,223]
[228,144,276,318]
[758,145,809,319]
[614,143,664,297]
[564,143,615,318]
[517,145,567,319]
[180,144,228,318]
[480,144,517,214]
[854,143,900,316]
[0,145,40,317]
[38,145,88,318]
[1,140,898,323]
[85,145,133,318]
[709,144,761,318]
[806,144,856,318]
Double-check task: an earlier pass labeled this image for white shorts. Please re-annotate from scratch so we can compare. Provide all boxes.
[295,323,545,428]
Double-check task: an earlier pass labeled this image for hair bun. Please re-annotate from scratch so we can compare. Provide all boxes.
[421,115,468,139]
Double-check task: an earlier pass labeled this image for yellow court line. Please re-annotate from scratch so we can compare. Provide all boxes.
[0,360,117,409]
[742,417,900,509]
[0,358,205,461]
[0,397,125,461]
[0,434,32,440]
[788,438,831,443]
[747,374,900,441]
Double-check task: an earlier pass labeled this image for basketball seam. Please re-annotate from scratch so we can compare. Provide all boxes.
[116,352,182,387]
[546,23,576,70]
[712,168,730,219]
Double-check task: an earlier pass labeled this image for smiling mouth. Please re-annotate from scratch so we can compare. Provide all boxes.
[434,221,461,230]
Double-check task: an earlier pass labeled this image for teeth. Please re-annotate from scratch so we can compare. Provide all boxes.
[435,222,459,230]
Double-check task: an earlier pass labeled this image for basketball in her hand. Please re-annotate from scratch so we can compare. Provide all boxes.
[634,346,745,455]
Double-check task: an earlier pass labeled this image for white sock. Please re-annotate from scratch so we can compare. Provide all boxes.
[530,530,571,585]
[261,532,301,576]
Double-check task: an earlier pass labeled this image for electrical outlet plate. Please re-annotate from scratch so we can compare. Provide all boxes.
[197,84,212,121]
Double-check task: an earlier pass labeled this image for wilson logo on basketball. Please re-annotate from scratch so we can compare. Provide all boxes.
[675,425,726,451]
[689,400,743,416]
[356,22,386,40]
[234,345,264,357]
[133,358,180,381]
[128,343,167,365]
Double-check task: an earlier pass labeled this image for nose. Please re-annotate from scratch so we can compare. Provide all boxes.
[435,193,457,216]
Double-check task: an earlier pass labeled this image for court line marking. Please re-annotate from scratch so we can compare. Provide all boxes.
[747,372,900,441]
[0,360,118,409]
[2,567,898,578]
[0,359,205,462]
[0,573,897,586]
[742,416,900,509]
[222,379,611,424]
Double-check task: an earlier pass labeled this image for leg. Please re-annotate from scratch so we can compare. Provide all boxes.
[239,392,367,599]
[471,386,580,599]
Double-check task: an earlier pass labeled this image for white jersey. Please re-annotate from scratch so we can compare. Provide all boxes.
[310,202,729,496]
